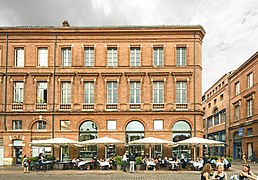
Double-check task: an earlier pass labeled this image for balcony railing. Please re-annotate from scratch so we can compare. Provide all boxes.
[12,103,23,111]
[83,104,94,111]
[153,103,164,110]
[35,103,47,111]
[176,103,188,110]
[106,104,117,110]
[59,104,71,111]
[129,104,141,110]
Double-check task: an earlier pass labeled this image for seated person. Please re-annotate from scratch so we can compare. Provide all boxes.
[212,165,227,180]
[221,157,231,170]
[147,158,156,171]
[142,156,148,170]
[239,164,257,180]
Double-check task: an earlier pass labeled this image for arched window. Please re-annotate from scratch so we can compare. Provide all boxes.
[126,121,144,157]
[79,120,98,158]
[172,120,191,158]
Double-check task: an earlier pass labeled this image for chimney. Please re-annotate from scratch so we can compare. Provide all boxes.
[62,20,70,27]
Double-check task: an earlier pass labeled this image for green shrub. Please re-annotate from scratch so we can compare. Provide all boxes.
[135,156,142,165]
[114,155,123,165]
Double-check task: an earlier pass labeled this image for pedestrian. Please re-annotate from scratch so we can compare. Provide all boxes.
[22,154,30,173]
[122,152,128,172]
[242,153,247,164]
[201,163,212,180]
[129,153,135,173]
[212,164,227,180]
[36,153,45,172]
[239,164,257,180]
[251,152,255,163]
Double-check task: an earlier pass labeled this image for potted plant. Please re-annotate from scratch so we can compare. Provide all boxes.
[135,156,142,171]
[114,155,123,170]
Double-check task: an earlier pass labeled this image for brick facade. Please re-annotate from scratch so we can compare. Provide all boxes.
[0,24,205,165]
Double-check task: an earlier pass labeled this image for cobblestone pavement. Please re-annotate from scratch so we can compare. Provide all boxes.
[0,161,257,180]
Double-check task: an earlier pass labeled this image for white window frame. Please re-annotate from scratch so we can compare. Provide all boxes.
[37,82,47,103]
[13,120,22,130]
[154,120,163,130]
[247,73,253,88]
[107,120,117,130]
[130,82,141,104]
[62,48,71,67]
[176,81,187,104]
[37,121,47,130]
[130,47,140,67]
[153,82,164,104]
[60,120,70,131]
[107,48,117,67]
[61,82,71,104]
[84,47,94,67]
[235,82,240,95]
[247,99,253,117]
[235,105,240,121]
[153,47,163,67]
[176,47,186,66]
[15,48,24,67]
[14,82,24,103]
[107,82,117,104]
[38,48,48,67]
[84,82,94,104]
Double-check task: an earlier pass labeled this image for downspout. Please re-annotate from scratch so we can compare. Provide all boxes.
[227,79,231,157]
[52,34,57,139]
[3,33,8,131]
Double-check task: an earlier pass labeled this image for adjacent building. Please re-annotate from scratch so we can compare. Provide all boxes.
[0,22,205,165]
[203,51,258,160]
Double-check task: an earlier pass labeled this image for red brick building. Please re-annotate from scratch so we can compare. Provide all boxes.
[0,22,205,165]
[203,51,258,160]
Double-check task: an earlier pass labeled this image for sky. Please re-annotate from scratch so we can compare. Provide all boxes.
[0,0,257,93]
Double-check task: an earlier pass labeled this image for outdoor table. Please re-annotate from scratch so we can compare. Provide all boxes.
[77,161,91,170]
[190,161,203,170]
[42,161,55,170]
[168,161,182,170]
[99,161,110,168]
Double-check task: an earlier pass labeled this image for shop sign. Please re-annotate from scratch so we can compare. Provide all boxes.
[238,127,244,137]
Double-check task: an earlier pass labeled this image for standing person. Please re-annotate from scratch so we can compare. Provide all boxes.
[129,153,135,173]
[203,152,209,165]
[242,152,247,164]
[122,152,128,172]
[212,165,227,180]
[251,152,256,163]
[201,163,212,180]
[22,154,30,173]
[36,153,45,172]
[239,164,257,180]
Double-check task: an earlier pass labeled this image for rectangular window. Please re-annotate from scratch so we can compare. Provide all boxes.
[176,81,187,103]
[107,120,117,130]
[176,47,186,66]
[37,121,46,130]
[15,48,24,67]
[60,120,70,131]
[247,99,253,117]
[38,48,48,67]
[220,110,226,123]
[62,48,71,67]
[61,82,71,104]
[130,82,141,104]
[154,120,163,130]
[207,116,213,128]
[153,47,163,67]
[107,82,117,104]
[84,82,94,104]
[247,73,253,88]
[153,82,164,104]
[247,128,253,136]
[235,105,240,121]
[13,120,22,130]
[235,82,240,95]
[84,47,94,67]
[130,47,140,67]
[14,82,24,103]
[107,47,117,67]
[37,82,47,103]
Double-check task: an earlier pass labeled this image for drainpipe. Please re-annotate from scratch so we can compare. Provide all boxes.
[3,33,8,131]
[227,79,231,157]
[52,34,57,139]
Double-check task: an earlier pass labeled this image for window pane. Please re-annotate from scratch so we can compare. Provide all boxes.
[61,120,70,130]
[108,48,117,67]
[84,82,94,104]
[107,120,117,130]
[38,48,48,67]
[153,48,163,66]
[154,120,163,130]
[61,82,71,104]
[85,48,94,67]
[62,48,71,67]
[15,48,24,67]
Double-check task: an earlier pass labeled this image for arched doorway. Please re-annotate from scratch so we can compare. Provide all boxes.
[233,131,242,159]
[79,120,98,158]
[126,121,144,157]
[172,120,191,158]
